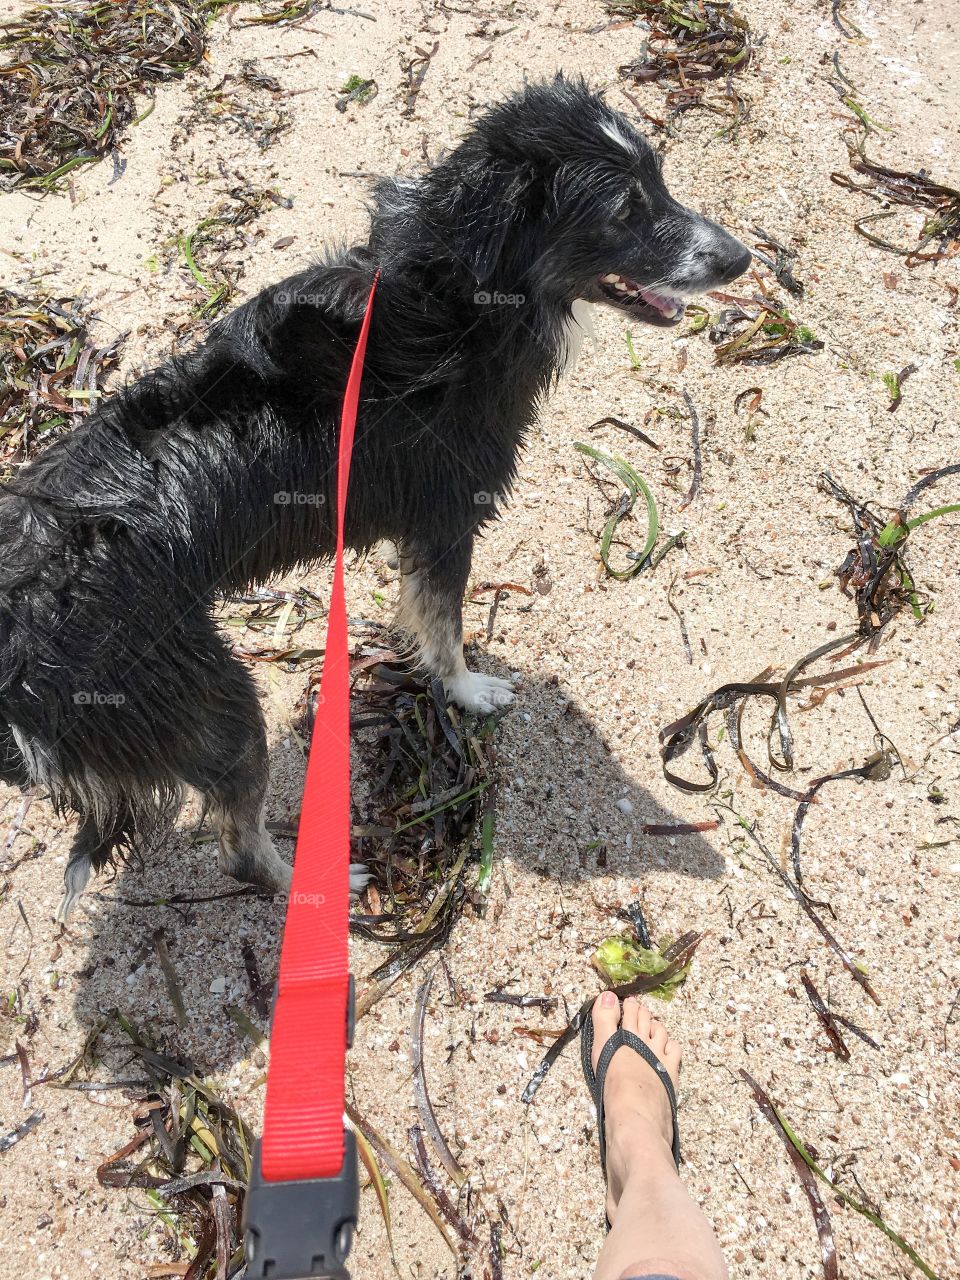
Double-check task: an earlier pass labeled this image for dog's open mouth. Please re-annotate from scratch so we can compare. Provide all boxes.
[598,273,684,326]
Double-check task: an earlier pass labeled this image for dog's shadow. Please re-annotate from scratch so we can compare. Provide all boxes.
[67,672,723,1071]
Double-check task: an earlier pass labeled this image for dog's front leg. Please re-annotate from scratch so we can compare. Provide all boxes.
[397,536,514,714]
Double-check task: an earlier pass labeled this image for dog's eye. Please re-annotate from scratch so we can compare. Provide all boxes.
[619,190,647,219]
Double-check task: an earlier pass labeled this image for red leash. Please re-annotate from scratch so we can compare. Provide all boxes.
[244,274,378,1279]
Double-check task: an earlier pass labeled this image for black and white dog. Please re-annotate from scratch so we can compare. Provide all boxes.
[0,77,750,917]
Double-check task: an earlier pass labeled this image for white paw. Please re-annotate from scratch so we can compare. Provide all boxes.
[374,539,400,570]
[443,670,515,715]
[349,862,372,896]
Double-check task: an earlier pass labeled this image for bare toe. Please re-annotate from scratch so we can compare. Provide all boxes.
[591,990,623,1074]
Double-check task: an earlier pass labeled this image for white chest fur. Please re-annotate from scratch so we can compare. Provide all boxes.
[559,299,597,378]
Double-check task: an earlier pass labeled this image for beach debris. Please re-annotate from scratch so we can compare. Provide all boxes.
[642,820,719,835]
[742,1070,945,1280]
[678,390,703,510]
[733,385,765,442]
[721,804,880,1004]
[336,75,377,111]
[609,0,753,137]
[799,970,851,1061]
[401,41,439,117]
[0,0,214,191]
[790,750,894,884]
[347,661,499,1016]
[345,1103,456,1253]
[751,228,805,296]
[659,630,863,794]
[827,56,960,262]
[176,184,286,320]
[96,1013,252,1279]
[1,290,125,476]
[189,62,293,151]
[831,0,865,41]
[409,1126,478,1246]
[520,928,701,1104]
[152,929,188,1030]
[0,1111,43,1154]
[411,969,466,1188]
[666,574,694,663]
[591,929,701,1001]
[574,439,685,579]
[484,986,558,1013]
[706,289,822,365]
[882,363,917,411]
[351,1121,399,1271]
[833,134,960,262]
[742,1070,838,1280]
[820,469,960,635]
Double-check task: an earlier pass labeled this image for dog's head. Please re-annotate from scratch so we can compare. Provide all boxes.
[426,76,751,327]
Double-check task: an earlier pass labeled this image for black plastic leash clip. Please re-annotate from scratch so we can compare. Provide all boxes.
[243,978,358,1279]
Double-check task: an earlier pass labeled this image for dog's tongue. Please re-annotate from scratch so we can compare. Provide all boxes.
[637,285,682,319]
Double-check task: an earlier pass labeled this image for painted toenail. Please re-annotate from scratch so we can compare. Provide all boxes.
[600,990,617,1007]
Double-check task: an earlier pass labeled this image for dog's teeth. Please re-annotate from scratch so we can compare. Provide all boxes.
[614,282,629,292]
[601,273,619,284]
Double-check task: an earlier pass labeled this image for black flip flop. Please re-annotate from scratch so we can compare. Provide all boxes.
[581,1000,681,1174]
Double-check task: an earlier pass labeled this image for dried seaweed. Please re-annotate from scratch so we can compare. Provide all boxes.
[721,805,879,1004]
[592,928,701,1000]
[751,228,804,296]
[0,0,218,191]
[790,751,894,884]
[820,470,934,633]
[660,631,861,793]
[831,0,865,41]
[0,1110,43,1153]
[707,290,822,365]
[346,662,498,1012]
[742,1070,945,1280]
[800,970,850,1061]
[1,289,125,476]
[484,987,557,1013]
[411,969,466,1188]
[409,1126,477,1246]
[401,41,438,117]
[611,0,752,81]
[827,58,960,262]
[345,1103,456,1253]
[176,184,285,319]
[97,1014,252,1279]
[609,0,752,136]
[741,1070,838,1280]
[678,390,702,509]
[190,62,293,151]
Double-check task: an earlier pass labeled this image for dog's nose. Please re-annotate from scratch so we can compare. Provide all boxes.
[707,229,752,285]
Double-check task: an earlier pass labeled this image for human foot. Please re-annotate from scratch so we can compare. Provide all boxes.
[590,993,682,1223]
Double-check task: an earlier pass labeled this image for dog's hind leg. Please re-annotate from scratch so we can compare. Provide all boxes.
[175,651,370,895]
[397,537,514,714]
[58,804,138,922]
[173,670,292,894]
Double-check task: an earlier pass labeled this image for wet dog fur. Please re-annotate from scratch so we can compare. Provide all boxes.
[0,76,750,916]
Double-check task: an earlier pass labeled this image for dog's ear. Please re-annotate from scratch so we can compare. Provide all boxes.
[460,166,533,284]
